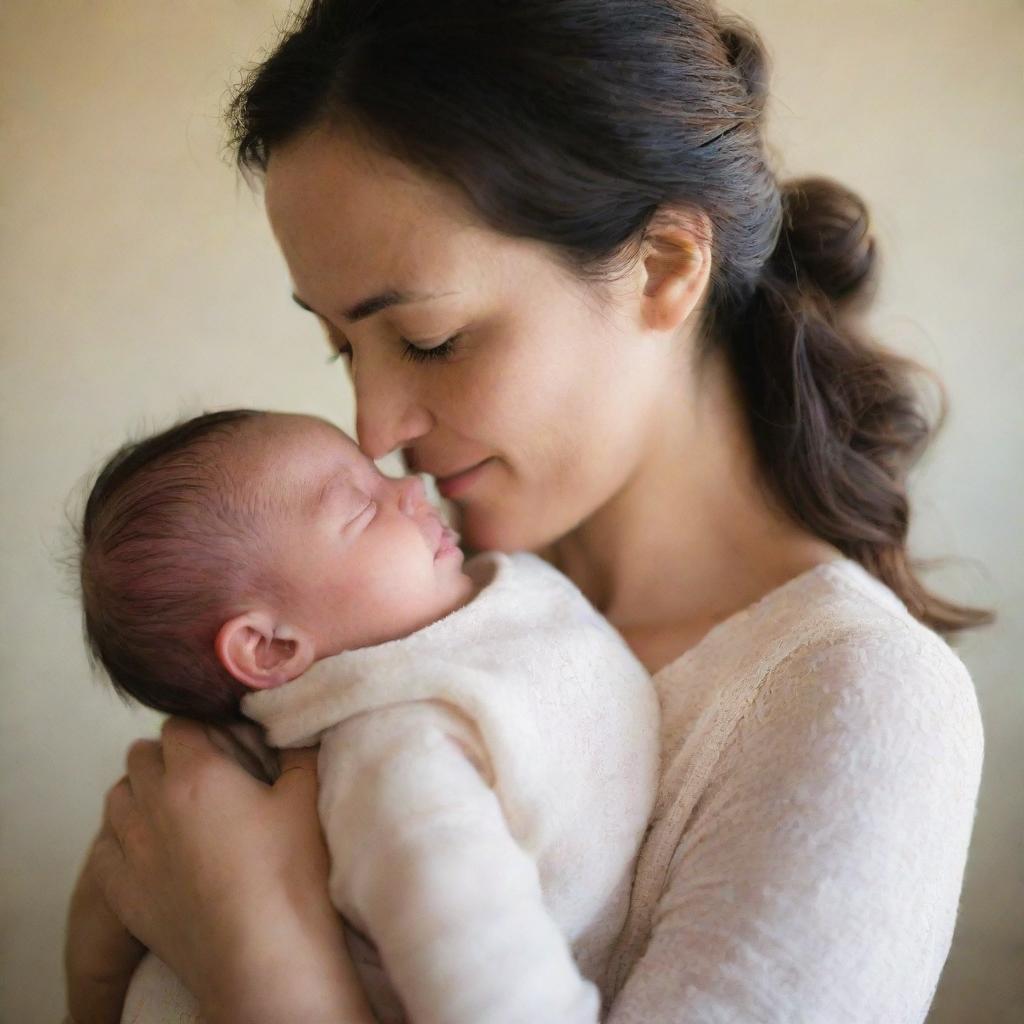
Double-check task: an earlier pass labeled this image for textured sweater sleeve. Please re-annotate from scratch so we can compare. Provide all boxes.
[605,633,984,1024]
[317,700,601,1024]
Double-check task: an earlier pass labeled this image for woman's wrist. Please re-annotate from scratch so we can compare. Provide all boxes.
[199,905,376,1024]
[64,971,135,1024]
[205,957,376,1024]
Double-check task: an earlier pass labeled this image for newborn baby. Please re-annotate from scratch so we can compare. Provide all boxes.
[78,408,660,1024]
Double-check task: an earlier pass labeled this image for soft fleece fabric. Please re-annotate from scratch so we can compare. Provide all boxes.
[120,550,659,1024]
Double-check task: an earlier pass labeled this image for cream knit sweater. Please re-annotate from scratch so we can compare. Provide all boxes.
[600,556,983,1022]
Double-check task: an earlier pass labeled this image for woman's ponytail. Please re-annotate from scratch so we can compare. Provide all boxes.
[721,176,993,635]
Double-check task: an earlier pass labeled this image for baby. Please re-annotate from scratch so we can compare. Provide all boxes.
[78,408,660,1024]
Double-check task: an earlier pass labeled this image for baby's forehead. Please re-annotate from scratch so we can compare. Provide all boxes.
[239,414,372,495]
[284,416,365,466]
[243,413,357,457]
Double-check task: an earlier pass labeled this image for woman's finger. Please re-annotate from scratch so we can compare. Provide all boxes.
[103,774,137,843]
[159,715,223,770]
[275,745,319,795]
[124,737,164,805]
[278,745,318,770]
[88,819,148,941]
[95,798,122,854]
[90,801,130,904]
[161,717,272,795]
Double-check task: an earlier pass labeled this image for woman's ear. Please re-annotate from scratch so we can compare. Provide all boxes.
[639,208,713,333]
[215,610,316,690]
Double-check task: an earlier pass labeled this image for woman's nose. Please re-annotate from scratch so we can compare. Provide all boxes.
[353,362,434,461]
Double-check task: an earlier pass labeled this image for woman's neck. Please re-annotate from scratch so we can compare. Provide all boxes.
[542,352,841,648]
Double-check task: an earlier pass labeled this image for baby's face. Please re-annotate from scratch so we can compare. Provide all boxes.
[244,414,475,657]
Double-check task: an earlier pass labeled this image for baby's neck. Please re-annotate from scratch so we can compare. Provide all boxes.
[439,574,485,621]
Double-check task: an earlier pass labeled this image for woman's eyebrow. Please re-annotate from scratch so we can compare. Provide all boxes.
[291,289,458,325]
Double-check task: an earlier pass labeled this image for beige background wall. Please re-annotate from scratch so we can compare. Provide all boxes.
[2,2,1020,1020]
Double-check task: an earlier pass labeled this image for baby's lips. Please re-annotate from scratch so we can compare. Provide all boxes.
[434,524,461,558]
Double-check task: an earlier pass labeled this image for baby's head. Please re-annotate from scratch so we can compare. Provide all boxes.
[79,409,474,722]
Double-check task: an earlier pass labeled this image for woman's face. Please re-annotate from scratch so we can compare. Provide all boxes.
[264,125,695,553]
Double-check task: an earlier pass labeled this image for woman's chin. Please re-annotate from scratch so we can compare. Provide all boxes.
[455,505,534,555]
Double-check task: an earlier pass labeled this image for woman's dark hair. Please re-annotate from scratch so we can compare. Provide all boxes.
[227,0,992,636]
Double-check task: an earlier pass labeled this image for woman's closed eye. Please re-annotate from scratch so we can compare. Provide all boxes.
[327,334,462,365]
[400,334,461,363]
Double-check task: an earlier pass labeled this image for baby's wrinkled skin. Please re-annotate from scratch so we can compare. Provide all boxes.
[216,413,479,691]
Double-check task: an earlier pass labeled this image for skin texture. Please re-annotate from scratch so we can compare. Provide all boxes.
[67,124,841,1022]
[215,414,477,691]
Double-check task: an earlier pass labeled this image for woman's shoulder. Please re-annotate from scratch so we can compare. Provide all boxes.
[677,555,977,692]
[779,557,980,705]
[731,557,984,779]
[657,556,983,781]
[613,562,985,1022]
[611,559,986,1008]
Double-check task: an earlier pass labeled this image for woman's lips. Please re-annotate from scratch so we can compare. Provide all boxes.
[435,458,492,500]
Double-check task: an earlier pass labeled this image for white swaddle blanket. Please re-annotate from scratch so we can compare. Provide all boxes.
[120,551,659,1024]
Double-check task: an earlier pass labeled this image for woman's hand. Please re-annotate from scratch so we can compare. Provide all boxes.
[88,716,376,1024]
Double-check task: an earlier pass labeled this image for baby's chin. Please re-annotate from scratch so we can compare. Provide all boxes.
[437,564,483,617]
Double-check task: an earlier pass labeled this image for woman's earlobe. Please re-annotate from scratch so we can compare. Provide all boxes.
[215,611,316,690]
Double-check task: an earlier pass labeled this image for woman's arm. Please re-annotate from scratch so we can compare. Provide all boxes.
[604,634,984,1023]
[64,825,146,1024]
[74,717,377,1024]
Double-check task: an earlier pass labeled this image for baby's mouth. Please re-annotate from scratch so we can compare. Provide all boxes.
[434,525,461,560]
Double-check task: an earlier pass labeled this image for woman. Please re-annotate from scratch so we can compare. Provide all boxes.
[64,1,991,1021]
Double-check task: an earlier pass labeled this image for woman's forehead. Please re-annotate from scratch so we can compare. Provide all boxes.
[264,128,480,277]
[260,130,563,326]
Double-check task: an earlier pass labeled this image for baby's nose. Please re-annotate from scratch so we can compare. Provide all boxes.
[398,475,428,516]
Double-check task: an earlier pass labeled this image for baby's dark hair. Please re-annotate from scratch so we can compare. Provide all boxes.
[79,409,273,722]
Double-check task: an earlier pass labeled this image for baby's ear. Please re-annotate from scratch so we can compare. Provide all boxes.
[215,610,316,690]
